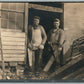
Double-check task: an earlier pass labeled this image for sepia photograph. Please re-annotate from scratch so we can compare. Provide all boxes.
[0,2,84,81]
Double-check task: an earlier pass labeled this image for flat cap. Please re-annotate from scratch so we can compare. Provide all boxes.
[34,16,40,20]
[54,18,60,22]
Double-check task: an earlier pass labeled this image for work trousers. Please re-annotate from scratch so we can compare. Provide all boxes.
[28,48,43,71]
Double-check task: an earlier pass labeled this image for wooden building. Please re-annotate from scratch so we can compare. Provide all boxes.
[0,2,64,66]
[0,3,84,79]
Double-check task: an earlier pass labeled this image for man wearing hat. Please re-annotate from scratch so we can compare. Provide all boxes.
[43,18,64,72]
[28,16,47,72]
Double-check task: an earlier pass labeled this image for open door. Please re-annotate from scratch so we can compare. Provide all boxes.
[27,3,64,69]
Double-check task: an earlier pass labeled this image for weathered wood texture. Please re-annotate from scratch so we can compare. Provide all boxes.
[74,74,84,79]
[1,3,24,30]
[0,28,25,62]
[48,54,84,79]
[62,67,84,80]
[29,3,63,13]
[64,3,84,62]
[72,36,84,57]
[24,3,28,64]
[43,56,54,72]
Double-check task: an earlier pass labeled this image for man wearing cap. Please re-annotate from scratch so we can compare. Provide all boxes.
[28,16,47,72]
[43,18,64,72]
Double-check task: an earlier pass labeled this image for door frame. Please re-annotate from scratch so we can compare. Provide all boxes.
[24,2,64,63]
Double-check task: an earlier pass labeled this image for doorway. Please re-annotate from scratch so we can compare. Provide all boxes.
[28,8,63,34]
[28,7,63,70]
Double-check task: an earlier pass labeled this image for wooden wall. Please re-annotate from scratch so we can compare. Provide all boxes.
[0,3,26,62]
[64,3,84,60]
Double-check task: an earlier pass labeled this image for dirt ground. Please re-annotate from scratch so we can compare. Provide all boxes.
[0,66,50,80]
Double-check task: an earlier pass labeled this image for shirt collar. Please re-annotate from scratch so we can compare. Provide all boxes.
[33,25,39,29]
[52,28,59,33]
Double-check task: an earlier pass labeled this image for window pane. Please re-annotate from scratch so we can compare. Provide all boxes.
[1,3,9,9]
[9,12,15,22]
[1,19,7,28]
[1,11,8,19]
[9,3,16,10]
[16,3,24,12]
[16,13,23,30]
[9,12,15,29]
[9,21,15,29]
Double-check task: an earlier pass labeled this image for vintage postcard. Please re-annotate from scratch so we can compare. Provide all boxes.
[0,2,84,81]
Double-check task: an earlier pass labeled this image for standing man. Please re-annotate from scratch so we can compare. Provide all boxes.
[28,16,47,72]
[43,18,64,72]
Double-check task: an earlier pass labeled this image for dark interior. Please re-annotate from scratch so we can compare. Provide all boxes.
[28,8,63,34]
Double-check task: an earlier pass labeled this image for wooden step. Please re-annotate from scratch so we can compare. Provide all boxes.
[48,54,84,79]
[74,74,84,79]
[62,67,84,80]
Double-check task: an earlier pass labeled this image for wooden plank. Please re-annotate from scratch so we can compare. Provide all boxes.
[24,3,28,64]
[1,32,25,37]
[62,67,84,80]
[2,37,25,42]
[4,58,24,61]
[43,56,54,72]
[29,3,63,13]
[1,28,22,32]
[2,42,25,46]
[3,54,25,58]
[0,9,24,13]
[9,62,17,66]
[0,54,1,61]
[18,61,24,64]
[0,62,8,66]
[2,46,25,50]
[48,54,84,79]
[3,50,25,54]
[74,74,84,79]
[1,36,25,38]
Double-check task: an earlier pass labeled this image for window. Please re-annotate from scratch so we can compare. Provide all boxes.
[1,3,24,30]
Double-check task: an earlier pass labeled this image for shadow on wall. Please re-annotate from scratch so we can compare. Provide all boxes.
[63,35,84,64]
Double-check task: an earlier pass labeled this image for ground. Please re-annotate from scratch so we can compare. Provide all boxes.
[0,66,50,80]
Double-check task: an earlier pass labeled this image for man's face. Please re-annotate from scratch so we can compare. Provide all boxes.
[53,21,60,28]
[33,19,40,26]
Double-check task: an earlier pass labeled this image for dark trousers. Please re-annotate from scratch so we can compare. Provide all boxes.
[28,49,43,72]
[35,49,43,71]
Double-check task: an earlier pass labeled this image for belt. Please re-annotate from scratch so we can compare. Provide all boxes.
[52,43,59,45]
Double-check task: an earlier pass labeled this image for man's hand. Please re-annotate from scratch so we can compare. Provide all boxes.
[48,41,52,45]
[58,47,62,51]
[39,44,44,49]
